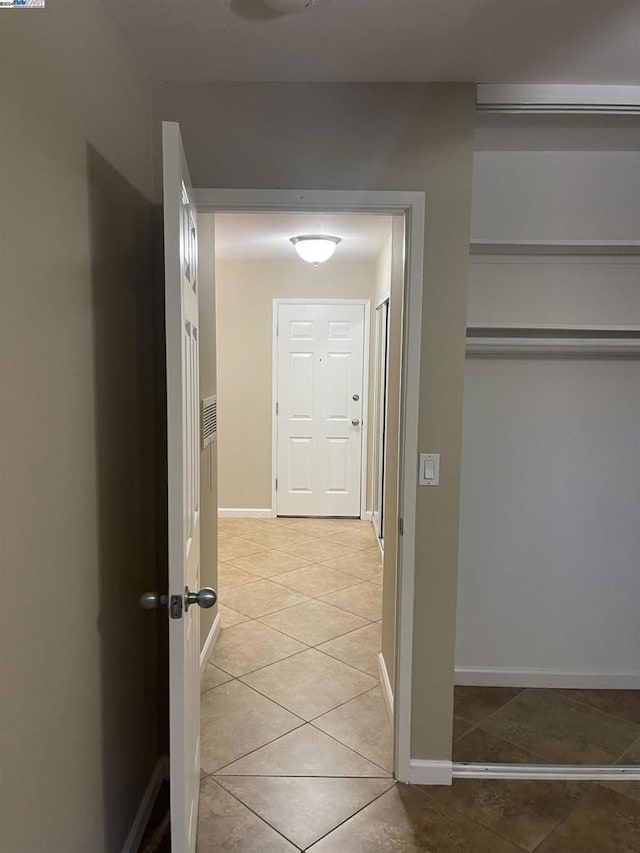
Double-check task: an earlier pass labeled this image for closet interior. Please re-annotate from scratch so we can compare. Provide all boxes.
[453,113,640,771]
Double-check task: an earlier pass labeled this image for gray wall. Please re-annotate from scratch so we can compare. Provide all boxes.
[1,2,160,850]
[153,82,476,760]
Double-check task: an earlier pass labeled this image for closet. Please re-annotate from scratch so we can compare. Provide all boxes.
[455,114,640,766]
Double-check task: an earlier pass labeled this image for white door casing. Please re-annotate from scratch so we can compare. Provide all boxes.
[276,301,367,517]
[194,188,426,786]
[373,297,390,542]
[163,121,201,853]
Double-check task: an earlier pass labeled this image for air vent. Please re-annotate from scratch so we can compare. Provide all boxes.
[201,394,217,449]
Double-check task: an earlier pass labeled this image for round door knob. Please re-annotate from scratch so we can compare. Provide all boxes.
[140,591,167,610]
[185,587,217,611]
[352,418,360,427]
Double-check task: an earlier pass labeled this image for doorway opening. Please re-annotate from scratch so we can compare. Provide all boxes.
[192,188,424,827]
[200,211,398,824]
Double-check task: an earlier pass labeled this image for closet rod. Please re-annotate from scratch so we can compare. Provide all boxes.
[466,337,640,358]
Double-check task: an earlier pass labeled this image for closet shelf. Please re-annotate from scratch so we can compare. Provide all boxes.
[469,240,640,257]
[466,325,640,358]
[467,324,640,335]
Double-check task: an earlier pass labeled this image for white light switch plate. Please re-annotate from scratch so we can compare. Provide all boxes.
[419,453,440,486]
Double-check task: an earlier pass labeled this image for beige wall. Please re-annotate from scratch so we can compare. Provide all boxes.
[215,256,380,511]
[198,215,219,647]
[1,3,159,851]
[154,83,476,761]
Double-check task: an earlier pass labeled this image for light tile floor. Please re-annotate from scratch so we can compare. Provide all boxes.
[199,517,393,851]
[197,517,640,852]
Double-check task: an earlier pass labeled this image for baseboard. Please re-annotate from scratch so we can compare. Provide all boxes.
[218,508,274,518]
[455,666,640,690]
[408,759,453,786]
[200,612,222,673]
[121,756,170,853]
[361,510,373,522]
[378,652,394,724]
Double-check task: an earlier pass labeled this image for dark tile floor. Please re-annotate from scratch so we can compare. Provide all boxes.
[453,685,640,766]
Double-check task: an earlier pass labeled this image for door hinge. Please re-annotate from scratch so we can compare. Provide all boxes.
[275,478,278,491]
[276,402,279,415]
[276,323,279,337]
[398,517,404,536]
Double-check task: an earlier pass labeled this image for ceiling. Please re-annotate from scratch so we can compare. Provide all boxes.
[104,0,640,84]
[214,213,392,261]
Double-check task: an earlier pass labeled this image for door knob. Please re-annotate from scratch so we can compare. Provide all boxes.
[140,591,167,609]
[352,418,360,427]
[185,586,217,611]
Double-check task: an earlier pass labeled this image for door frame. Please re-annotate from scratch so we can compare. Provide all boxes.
[194,188,425,784]
[372,292,391,542]
[272,298,371,520]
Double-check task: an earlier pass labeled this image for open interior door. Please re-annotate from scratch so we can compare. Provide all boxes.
[162,121,215,852]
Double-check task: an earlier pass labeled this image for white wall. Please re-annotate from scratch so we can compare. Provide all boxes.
[456,117,640,688]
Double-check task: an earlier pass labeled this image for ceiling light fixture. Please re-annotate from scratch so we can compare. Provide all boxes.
[262,0,316,13]
[290,235,341,265]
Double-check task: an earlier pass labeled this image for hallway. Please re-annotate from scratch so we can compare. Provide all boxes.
[199,516,391,850]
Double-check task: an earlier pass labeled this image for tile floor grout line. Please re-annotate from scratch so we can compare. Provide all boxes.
[456,686,526,731]
[458,718,559,767]
[307,684,383,726]
[306,718,393,777]
[210,642,312,681]
[297,779,397,851]
[251,572,373,602]
[205,714,307,776]
[219,595,316,622]
[209,776,304,851]
[312,582,381,621]
[214,623,383,680]
[208,663,390,777]
[212,773,392,779]
[418,777,590,853]
[235,654,380,725]
[458,687,640,767]
[255,611,377,645]
[416,786,533,853]
[540,688,640,733]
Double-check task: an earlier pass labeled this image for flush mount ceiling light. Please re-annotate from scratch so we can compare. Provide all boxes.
[262,0,316,12]
[290,235,341,265]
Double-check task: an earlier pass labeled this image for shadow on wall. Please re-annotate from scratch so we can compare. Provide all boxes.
[86,145,163,850]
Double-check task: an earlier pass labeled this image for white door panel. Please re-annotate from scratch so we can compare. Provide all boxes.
[276,302,365,517]
[163,121,201,853]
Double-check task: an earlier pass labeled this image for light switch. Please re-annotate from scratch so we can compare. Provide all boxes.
[419,453,440,486]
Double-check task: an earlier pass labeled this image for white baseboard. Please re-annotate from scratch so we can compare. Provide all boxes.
[361,510,373,522]
[121,756,169,853]
[455,666,640,690]
[201,612,222,673]
[218,508,274,518]
[378,652,394,724]
[408,759,453,786]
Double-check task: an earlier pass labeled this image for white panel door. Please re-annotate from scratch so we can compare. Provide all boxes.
[276,302,365,517]
[163,122,201,853]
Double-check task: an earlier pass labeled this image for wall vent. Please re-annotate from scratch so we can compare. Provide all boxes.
[201,394,217,449]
